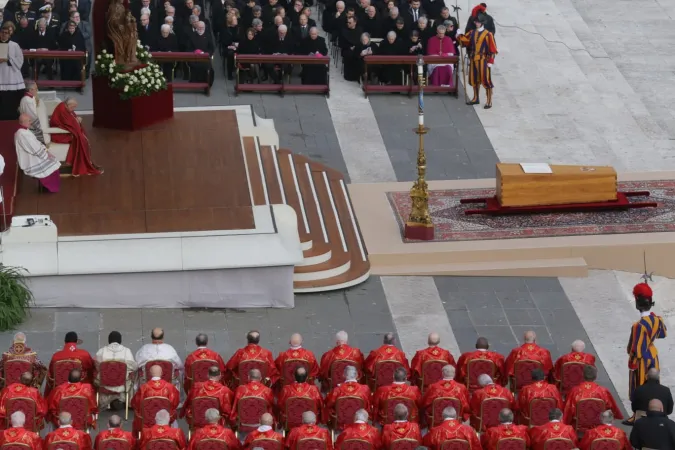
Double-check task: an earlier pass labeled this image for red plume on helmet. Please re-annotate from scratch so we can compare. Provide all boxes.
[471,3,486,17]
[633,282,653,299]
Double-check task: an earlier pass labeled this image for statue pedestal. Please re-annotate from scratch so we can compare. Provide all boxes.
[92,76,174,131]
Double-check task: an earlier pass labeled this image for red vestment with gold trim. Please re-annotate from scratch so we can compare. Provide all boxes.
[528,421,577,450]
[182,380,234,424]
[243,428,284,450]
[421,379,471,423]
[422,419,481,450]
[48,345,94,386]
[563,382,623,424]
[553,352,596,384]
[0,426,42,450]
[480,424,529,450]
[325,381,372,421]
[187,423,241,450]
[0,383,47,426]
[381,421,422,449]
[140,424,187,450]
[47,382,98,428]
[456,350,506,387]
[517,381,562,424]
[225,344,280,386]
[504,344,553,378]
[183,348,226,393]
[319,345,365,383]
[410,347,456,387]
[335,422,382,450]
[94,427,136,450]
[275,348,320,384]
[230,380,275,425]
[470,384,517,430]
[1,342,47,389]
[130,378,180,435]
[285,423,333,450]
[364,345,410,380]
[44,426,93,450]
[578,424,631,450]
[372,383,421,425]
[278,382,325,425]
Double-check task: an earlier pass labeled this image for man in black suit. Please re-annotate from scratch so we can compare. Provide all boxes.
[629,368,674,425]
[291,13,310,44]
[263,23,294,83]
[404,0,425,28]
[32,17,58,78]
[630,399,675,450]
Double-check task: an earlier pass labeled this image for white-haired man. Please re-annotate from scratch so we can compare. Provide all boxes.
[319,330,364,391]
[140,410,186,450]
[421,364,470,427]
[382,404,422,449]
[0,411,42,450]
[411,332,456,392]
[1,332,47,388]
[262,23,295,83]
[469,374,516,432]
[423,407,481,450]
[187,408,240,450]
[285,411,332,450]
[275,333,320,386]
[480,409,529,450]
[579,410,631,450]
[325,365,372,428]
[14,113,61,192]
[186,20,214,83]
[17,82,44,144]
[335,409,381,450]
[553,340,596,396]
[44,412,93,450]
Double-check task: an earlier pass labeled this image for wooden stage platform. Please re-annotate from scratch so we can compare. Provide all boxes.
[14,110,255,236]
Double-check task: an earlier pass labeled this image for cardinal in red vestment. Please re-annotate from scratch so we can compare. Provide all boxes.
[181,367,234,427]
[553,340,596,391]
[470,375,516,432]
[243,413,284,450]
[364,333,410,387]
[48,98,102,177]
[94,415,136,450]
[275,333,320,387]
[47,332,95,396]
[423,407,481,450]
[579,413,631,450]
[278,366,325,427]
[325,366,372,427]
[421,365,471,424]
[456,337,506,390]
[230,369,275,427]
[517,369,563,426]
[528,409,577,450]
[381,404,422,450]
[47,369,98,429]
[184,334,227,393]
[480,409,529,450]
[226,331,279,387]
[140,410,187,450]
[504,331,554,380]
[188,409,242,450]
[44,412,93,450]
[0,411,42,450]
[1,332,47,389]
[284,412,333,450]
[130,365,180,436]
[0,373,48,429]
[372,368,421,425]
[410,333,456,391]
[563,366,623,427]
[335,409,383,450]
[319,331,365,391]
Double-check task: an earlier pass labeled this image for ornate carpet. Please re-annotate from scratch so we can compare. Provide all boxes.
[387,180,675,242]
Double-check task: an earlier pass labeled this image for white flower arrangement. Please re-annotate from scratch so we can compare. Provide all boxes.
[94,42,167,100]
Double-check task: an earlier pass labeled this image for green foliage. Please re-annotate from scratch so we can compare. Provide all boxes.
[0,265,33,332]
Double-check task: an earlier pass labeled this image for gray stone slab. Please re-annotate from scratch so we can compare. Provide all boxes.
[531,291,577,310]
[101,309,143,332]
[496,290,537,309]
[55,310,101,332]
[183,310,227,331]
[504,308,546,327]
[524,277,566,293]
[22,309,56,332]
[469,308,509,326]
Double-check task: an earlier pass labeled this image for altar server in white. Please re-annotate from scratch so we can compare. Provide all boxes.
[135,327,183,388]
[15,114,61,193]
[0,24,26,120]
[18,82,45,144]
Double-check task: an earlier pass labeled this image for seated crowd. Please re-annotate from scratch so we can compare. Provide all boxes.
[0,328,643,450]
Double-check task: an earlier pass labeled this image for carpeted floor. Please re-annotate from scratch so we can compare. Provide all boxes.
[388,180,675,242]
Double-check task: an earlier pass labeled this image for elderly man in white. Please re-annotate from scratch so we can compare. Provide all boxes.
[17,82,44,144]
[14,113,61,193]
[135,327,183,388]
[95,330,137,411]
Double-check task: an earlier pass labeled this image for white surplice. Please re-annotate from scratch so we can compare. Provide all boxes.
[135,342,183,387]
[14,128,60,179]
[18,95,45,144]
[0,40,25,91]
[95,342,138,408]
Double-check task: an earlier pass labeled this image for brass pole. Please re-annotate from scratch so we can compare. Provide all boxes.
[405,55,434,239]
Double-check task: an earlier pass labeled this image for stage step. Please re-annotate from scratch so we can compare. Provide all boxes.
[251,143,370,292]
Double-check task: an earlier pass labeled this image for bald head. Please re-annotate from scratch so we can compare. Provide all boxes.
[383,333,395,345]
[290,333,303,347]
[336,330,348,344]
[394,404,409,421]
[647,368,660,381]
[302,411,317,425]
[18,114,31,128]
[523,331,536,343]
[260,413,274,426]
[428,332,440,346]
[20,372,33,386]
[476,337,489,350]
[108,415,122,428]
[571,340,585,352]
[149,365,163,378]
[59,412,72,426]
[247,330,260,344]
[249,369,262,381]
[151,328,164,340]
[600,410,614,424]
[649,399,664,412]
[442,365,455,380]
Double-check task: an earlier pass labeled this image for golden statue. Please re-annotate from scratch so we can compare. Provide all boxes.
[106,0,138,67]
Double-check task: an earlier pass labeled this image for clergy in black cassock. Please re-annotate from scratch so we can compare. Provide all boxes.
[339,16,363,82]
[299,27,327,85]
[153,25,179,81]
[186,21,215,85]
[376,30,403,84]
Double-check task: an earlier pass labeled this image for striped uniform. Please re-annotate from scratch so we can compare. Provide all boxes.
[627,312,667,397]
[458,28,498,89]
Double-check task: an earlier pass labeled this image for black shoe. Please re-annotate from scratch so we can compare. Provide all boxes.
[466,99,480,105]
[484,104,492,109]
[622,419,635,426]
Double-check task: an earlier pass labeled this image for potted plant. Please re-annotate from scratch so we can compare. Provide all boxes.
[0,265,34,331]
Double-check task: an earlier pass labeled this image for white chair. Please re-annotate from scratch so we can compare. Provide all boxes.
[36,92,70,162]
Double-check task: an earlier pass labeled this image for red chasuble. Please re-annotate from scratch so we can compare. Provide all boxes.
[278,382,325,425]
[188,424,241,450]
[226,344,280,386]
[140,425,186,450]
[181,380,234,424]
[325,381,372,421]
[0,383,48,425]
[553,352,596,384]
[275,348,320,385]
[381,421,422,449]
[47,382,98,428]
[183,347,227,393]
[505,344,553,378]
[320,345,365,382]
[285,424,333,450]
[563,382,623,424]
[44,426,93,450]
[480,424,529,450]
[528,421,577,450]
[364,345,410,379]
[335,422,383,450]
[410,346,456,387]
[0,427,42,450]
[456,350,506,388]
[470,384,517,431]
[49,102,101,176]
[230,380,275,425]
[130,378,180,435]
[372,383,422,425]
[517,381,563,424]
[243,428,284,450]
[94,427,136,450]
[578,424,631,450]
[421,379,471,422]
[48,343,95,390]
[423,419,481,450]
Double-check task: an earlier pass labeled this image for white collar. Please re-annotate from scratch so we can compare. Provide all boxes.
[290,345,302,350]
[354,420,366,424]
[344,379,357,383]
[477,349,487,352]
[641,311,651,317]
[502,422,512,425]
[442,377,453,381]
[151,377,161,381]
[197,346,207,349]
[477,26,484,31]
[394,420,407,423]
[444,418,456,422]
[550,420,560,423]
[60,425,73,429]
[393,381,406,385]
[258,425,272,432]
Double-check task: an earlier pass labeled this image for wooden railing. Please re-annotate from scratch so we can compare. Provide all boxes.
[362,55,459,98]
[234,54,330,96]
[22,50,88,91]
[150,51,213,96]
